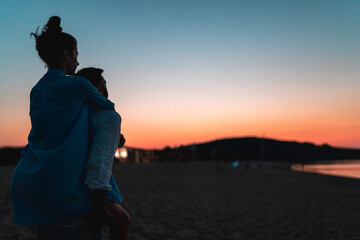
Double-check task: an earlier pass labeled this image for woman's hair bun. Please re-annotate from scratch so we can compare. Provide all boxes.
[45,16,62,33]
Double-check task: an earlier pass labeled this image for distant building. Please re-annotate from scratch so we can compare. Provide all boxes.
[114,147,159,163]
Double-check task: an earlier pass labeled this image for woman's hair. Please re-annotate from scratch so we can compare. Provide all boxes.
[31,16,77,67]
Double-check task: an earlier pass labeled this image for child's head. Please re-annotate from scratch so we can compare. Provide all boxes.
[76,67,108,99]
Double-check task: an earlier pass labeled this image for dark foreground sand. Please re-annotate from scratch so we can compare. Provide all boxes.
[2,162,360,240]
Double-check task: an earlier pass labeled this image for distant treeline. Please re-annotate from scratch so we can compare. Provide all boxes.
[1,138,360,165]
[156,138,360,163]
[0,147,23,166]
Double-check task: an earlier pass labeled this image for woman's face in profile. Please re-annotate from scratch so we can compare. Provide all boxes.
[66,47,79,75]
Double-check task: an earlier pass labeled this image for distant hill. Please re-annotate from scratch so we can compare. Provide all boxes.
[2,138,360,165]
[0,147,23,166]
[156,137,360,163]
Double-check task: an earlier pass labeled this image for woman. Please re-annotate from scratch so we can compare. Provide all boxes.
[10,16,119,239]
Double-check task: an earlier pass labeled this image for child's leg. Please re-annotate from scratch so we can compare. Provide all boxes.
[107,200,130,240]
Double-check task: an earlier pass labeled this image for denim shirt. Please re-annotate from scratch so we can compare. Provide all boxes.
[10,69,115,225]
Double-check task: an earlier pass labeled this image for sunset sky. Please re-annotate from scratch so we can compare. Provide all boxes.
[0,0,359,149]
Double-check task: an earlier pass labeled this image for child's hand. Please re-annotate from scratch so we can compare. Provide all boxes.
[118,134,126,148]
[88,205,118,228]
[87,190,116,227]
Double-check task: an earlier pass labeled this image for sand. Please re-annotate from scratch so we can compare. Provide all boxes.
[1,162,360,240]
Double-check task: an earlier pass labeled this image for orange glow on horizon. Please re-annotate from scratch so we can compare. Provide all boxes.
[1,106,359,150]
[1,126,359,150]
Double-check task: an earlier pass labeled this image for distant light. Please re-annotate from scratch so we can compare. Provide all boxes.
[119,147,128,158]
[115,147,128,160]
[114,148,120,159]
[231,160,239,168]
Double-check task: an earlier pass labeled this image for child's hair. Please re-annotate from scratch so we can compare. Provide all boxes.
[31,16,77,67]
[76,67,104,88]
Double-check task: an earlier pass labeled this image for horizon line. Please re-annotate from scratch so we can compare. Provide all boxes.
[2,135,360,151]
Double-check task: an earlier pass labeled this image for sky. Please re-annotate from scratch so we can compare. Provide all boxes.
[0,0,359,149]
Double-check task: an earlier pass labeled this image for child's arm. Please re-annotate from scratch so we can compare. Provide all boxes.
[107,200,130,240]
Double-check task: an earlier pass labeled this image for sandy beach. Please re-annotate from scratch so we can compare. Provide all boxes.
[2,162,360,240]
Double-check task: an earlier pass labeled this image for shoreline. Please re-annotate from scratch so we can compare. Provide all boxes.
[292,159,360,180]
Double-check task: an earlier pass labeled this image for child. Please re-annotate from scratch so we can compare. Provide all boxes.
[76,67,130,240]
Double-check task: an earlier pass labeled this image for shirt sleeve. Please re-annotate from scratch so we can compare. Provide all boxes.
[84,111,121,191]
[75,76,115,110]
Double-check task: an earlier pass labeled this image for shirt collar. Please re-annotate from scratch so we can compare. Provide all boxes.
[46,68,66,76]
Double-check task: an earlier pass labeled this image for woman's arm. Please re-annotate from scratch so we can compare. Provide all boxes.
[75,76,115,110]
[84,111,121,191]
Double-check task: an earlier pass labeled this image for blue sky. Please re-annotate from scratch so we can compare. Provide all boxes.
[1,0,360,148]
